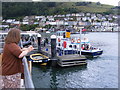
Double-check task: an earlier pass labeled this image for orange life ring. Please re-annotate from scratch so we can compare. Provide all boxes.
[58,38,61,42]
[71,39,75,43]
[77,39,80,43]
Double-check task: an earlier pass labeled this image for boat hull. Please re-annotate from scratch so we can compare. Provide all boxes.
[81,50,103,57]
[57,48,103,57]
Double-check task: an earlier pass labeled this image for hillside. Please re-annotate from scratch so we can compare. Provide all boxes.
[2,2,115,19]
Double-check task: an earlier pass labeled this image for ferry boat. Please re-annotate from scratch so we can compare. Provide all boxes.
[56,31,103,57]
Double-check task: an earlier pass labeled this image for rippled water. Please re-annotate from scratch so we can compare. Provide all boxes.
[32,32,118,88]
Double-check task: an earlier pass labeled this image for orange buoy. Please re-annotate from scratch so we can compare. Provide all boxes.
[77,39,80,43]
[58,38,61,42]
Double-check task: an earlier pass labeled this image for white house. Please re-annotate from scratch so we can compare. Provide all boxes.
[76,13,81,17]
[79,13,85,16]
[6,19,15,23]
[22,22,29,25]
[66,14,71,17]
[82,17,87,21]
[0,25,9,28]
[41,17,47,22]
[12,21,20,24]
[48,22,56,25]
[47,17,55,21]
[86,13,91,16]
[76,17,81,21]
[102,21,110,26]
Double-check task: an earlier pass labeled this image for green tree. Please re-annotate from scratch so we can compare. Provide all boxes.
[20,24,38,31]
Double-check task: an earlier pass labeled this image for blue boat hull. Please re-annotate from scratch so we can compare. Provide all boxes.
[81,50,103,57]
[57,48,103,57]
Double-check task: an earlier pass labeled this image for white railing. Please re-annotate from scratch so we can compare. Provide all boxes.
[22,57,34,88]
[20,39,34,89]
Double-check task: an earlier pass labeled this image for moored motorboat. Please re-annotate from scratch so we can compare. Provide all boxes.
[56,30,103,57]
[81,48,103,57]
[28,53,50,65]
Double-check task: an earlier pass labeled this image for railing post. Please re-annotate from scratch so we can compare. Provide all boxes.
[37,33,41,52]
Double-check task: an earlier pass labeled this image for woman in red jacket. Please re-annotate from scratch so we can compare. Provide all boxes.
[1,28,34,88]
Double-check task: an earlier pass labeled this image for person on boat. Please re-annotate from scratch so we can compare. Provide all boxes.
[90,46,94,50]
[81,44,85,50]
[43,38,46,47]
[84,44,89,50]
[45,38,49,44]
[1,28,34,88]
[43,38,49,47]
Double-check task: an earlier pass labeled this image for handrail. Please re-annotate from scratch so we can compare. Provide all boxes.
[20,40,34,89]
[22,56,34,88]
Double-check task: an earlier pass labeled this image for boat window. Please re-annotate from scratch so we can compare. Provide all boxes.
[69,45,72,48]
[59,33,60,36]
[74,45,77,49]
[84,44,89,50]
[58,43,60,46]
[63,32,65,38]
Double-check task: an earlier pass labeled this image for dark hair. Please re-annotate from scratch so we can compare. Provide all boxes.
[5,28,21,44]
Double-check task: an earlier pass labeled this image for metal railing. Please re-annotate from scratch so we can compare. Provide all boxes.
[22,57,34,88]
[20,39,34,89]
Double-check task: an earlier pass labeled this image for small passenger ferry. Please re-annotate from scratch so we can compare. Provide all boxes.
[56,30,103,57]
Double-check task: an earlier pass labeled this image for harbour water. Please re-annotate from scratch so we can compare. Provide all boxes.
[32,32,118,88]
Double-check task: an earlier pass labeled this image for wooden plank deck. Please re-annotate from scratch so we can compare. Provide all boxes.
[57,54,86,61]
[57,54,87,67]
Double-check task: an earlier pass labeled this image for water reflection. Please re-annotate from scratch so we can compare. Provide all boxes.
[32,63,87,88]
